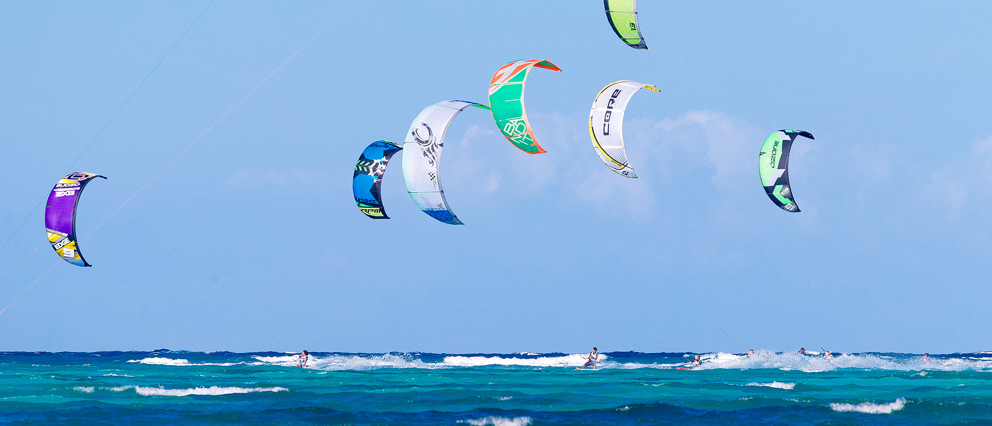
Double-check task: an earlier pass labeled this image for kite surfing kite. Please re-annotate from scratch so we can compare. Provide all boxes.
[45,172,106,266]
[488,60,561,154]
[604,0,648,49]
[402,100,490,225]
[353,140,403,219]
[588,80,660,178]
[758,130,814,212]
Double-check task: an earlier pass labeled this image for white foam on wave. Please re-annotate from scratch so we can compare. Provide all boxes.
[254,353,436,370]
[747,381,795,390]
[458,417,532,426]
[107,385,135,392]
[684,350,992,373]
[72,386,94,393]
[127,357,240,367]
[747,382,796,390]
[253,353,608,370]
[444,354,605,368]
[129,357,190,366]
[830,398,906,414]
[134,386,288,397]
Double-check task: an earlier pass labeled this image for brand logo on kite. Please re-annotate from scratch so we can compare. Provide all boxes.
[412,122,442,167]
[55,189,77,197]
[603,89,621,136]
[367,158,388,180]
[503,117,528,137]
[769,141,779,168]
[51,236,70,250]
[66,172,91,181]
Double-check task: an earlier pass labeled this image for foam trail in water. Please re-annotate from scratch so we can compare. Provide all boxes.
[830,398,906,414]
[458,417,532,426]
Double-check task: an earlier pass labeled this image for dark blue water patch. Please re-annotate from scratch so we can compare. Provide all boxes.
[3,402,985,426]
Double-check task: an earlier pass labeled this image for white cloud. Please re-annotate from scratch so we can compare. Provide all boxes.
[654,109,762,185]
[974,134,992,154]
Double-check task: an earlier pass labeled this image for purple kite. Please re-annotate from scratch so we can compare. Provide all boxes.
[45,172,106,267]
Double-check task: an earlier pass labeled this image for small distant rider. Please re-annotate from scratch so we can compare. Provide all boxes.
[691,354,702,366]
[297,350,309,368]
[923,353,931,361]
[823,350,833,359]
[799,348,806,355]
[746,349,755,358]
[582,347,599,369]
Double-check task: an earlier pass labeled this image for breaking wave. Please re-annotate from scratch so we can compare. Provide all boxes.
[252,353,607,370]
[253,353,437,370]
[683,350,992,372]
[134,386,287,397]
[129,351,992,373]
[127,357,240,367]
[747,382,795,390]
[830,398,907,414]
[104,385,286,397]
[457,417,532,426]
[444,353,605,368]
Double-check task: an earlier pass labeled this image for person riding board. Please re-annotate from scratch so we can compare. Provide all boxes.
[575,347,598,370]
[297,350,309,368]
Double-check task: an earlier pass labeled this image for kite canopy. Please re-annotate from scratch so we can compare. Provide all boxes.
[402,100,490,225]
[588,80,659,178]
[353,140,403,219]
[488,59,561,154]
[604,0,648,49]
[44,172,106,267]
[758,130,815,212]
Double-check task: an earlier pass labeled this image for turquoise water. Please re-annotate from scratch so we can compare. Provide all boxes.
[1,350,990,424]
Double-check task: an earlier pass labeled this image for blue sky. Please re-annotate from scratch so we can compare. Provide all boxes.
[1,1,990,353]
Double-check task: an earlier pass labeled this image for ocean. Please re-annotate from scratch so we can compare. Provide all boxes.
[1,350,989,425]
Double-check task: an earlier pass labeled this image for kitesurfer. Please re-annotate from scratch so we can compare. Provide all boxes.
[581,347,598,369]
[297,350,309,368]
[745,349,755,358]
[823,350,833,359]
[799,348,806,355]
[923,353,931,362]
[691,354,702,366]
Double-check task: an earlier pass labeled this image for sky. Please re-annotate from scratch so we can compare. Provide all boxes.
[1,1,990,354]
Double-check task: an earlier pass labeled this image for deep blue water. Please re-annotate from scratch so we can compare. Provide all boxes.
[1,350,990,425]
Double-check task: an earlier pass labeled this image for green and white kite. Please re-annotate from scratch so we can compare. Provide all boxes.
[488,59,561,154]
[758,129,814,212]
